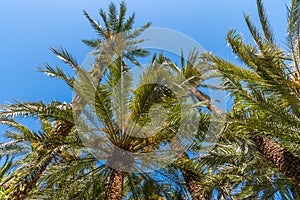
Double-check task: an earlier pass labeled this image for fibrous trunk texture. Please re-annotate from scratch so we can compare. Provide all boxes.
[192,86,300,193]
[251,135,300,189]
[104,168,125,200]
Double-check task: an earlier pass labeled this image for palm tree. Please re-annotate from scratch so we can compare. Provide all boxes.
[132,51,208,199]
[0,3,203,200]
[74,50,206,199]
[160,47,299,198]
[0,102,78,199]
[207,0,300,194]
[0,55,202,199]
[0,2,152,199]
[0,155,14,190]
[164,0,300,198]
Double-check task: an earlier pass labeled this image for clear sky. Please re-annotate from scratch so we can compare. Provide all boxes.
[0,0,290,104]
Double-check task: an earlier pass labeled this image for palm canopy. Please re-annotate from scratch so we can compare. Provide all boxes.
[0,53,204,200]
[74,52,202,172]
[82,1,151,68]
[209,0,300,146]
[162,46,298,199]
[0,2,204,199]
[201,0,300,197]
[0,2,162,199]
[1,0,300,199]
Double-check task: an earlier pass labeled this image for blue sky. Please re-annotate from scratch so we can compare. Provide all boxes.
[0,0,290,105]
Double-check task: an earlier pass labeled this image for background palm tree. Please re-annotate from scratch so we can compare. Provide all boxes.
[204,0,300,198]
[163,47,298,199]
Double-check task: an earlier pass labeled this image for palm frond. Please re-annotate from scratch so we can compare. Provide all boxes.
[50,47,80,71]
[83,10,107,38]
[38,64,75,89]
[256,0,274,43]
[0,101,73,124]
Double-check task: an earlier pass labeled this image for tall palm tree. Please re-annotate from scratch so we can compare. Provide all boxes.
[163,50,282,199]
[161,0,300,197]
[160,50,220,199]
[207,0,300,194]
[74,51,205,199]
[0,2,151,199]
[0,4,201,200]
[0,55,202,199]
[0,102,78,199]
[159,49,298,198]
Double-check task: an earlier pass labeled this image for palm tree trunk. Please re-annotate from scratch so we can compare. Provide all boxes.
[174,87,226,199]
[6,50,110,199]
[104,168,124,200]
[6,123,73,198]
[11,148,60,200]
[192,86,300,190]
[191,87,224,119]
[180,153,209,200]
[251,135,300,188]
